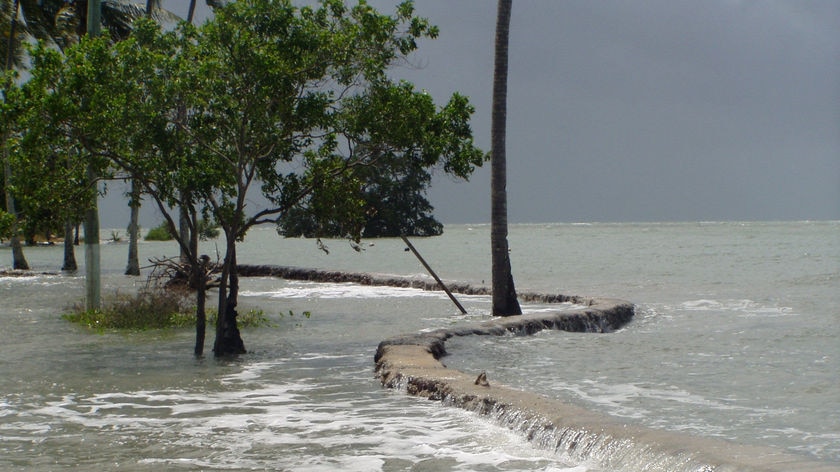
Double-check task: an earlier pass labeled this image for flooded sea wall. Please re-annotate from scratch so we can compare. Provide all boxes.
[238,264,839,471]
[373,303,840,471]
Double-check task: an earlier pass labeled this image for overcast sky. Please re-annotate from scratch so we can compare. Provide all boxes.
[103,1,839,226]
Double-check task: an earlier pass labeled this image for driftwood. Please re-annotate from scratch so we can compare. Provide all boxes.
[145,256,220,291]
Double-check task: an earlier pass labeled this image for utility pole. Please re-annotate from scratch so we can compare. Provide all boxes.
[84,0,102,310]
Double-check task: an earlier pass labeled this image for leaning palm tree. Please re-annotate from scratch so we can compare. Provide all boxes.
[490,0,521,316]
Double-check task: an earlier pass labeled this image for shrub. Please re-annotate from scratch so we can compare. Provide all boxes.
[144,218,219,241]
[63,289,191,330]
[144,221,173,241]
[63,289,273,331]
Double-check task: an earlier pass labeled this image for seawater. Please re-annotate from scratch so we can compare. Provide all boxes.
[1,221,837,470]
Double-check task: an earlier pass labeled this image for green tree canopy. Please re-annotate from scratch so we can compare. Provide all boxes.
[17,0,484,356]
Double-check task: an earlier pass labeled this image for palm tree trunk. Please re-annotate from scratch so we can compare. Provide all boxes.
[3,155,28,270]
[187,0,197,24]
[3,0,29,271]
[125,179,140,275]
[490,0,521,316]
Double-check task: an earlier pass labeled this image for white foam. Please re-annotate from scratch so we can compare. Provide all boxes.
[1,359,585,471]
[678,299,797,317]
[241,282,449,300]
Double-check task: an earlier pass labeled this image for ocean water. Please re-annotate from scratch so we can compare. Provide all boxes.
[0,221,837,470]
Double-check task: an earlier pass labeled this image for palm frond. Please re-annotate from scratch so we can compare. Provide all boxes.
[2,0,28,70]
[102,0,180,40]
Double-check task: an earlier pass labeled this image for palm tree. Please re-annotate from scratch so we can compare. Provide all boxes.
[490,0,521,316]
[3,0,29,270]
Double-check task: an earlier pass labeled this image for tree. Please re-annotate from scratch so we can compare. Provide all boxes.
[2,0,29,269]
[490,0,521,316]
[279,160,444,239]
[277,82,483,239]
[3,47,95,272]
[1,0,183,272]
[137,1,480,356]
[23,0,483,357]
[124,0,161,277]
[175,0,471,356]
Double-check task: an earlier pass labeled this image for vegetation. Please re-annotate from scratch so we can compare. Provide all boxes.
[278,160,445,238]
[0,209,12,238]
[145,218,219,241]
[63,289,272,331]
[7,1,484,356]
[144,221,172,241]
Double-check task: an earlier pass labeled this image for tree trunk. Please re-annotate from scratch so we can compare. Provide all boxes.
[125,180,140,275]
[213,229,246,357]
[188,205,205,356]
[490,0,521,317]
[179,199,190,263]
[3,0,28,271]
[87,0,101,36]
[3,158,29,270]
[194,254,208,356]
[187,0,197,24]
[62,219,77,271]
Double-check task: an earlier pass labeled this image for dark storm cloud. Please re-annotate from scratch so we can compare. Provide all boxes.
[104,1,840,227]
[394,0,839,222]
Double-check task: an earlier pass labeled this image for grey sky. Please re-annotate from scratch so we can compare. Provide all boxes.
[102,1,839,226]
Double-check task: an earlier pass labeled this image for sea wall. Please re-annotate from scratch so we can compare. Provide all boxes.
[237,264,587,304]
[237,265,838,471]
[373,299,839,472]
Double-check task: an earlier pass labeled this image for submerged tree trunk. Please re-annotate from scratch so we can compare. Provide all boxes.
[194,254,208,356]
[187,204,207,356]
[490,0,521,317]
[125,180,140,275]
[213,229,246,357]
[3,162,29,270]
[62,219,77,271]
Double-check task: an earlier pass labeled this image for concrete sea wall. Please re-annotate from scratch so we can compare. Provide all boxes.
[238,265,839,471]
